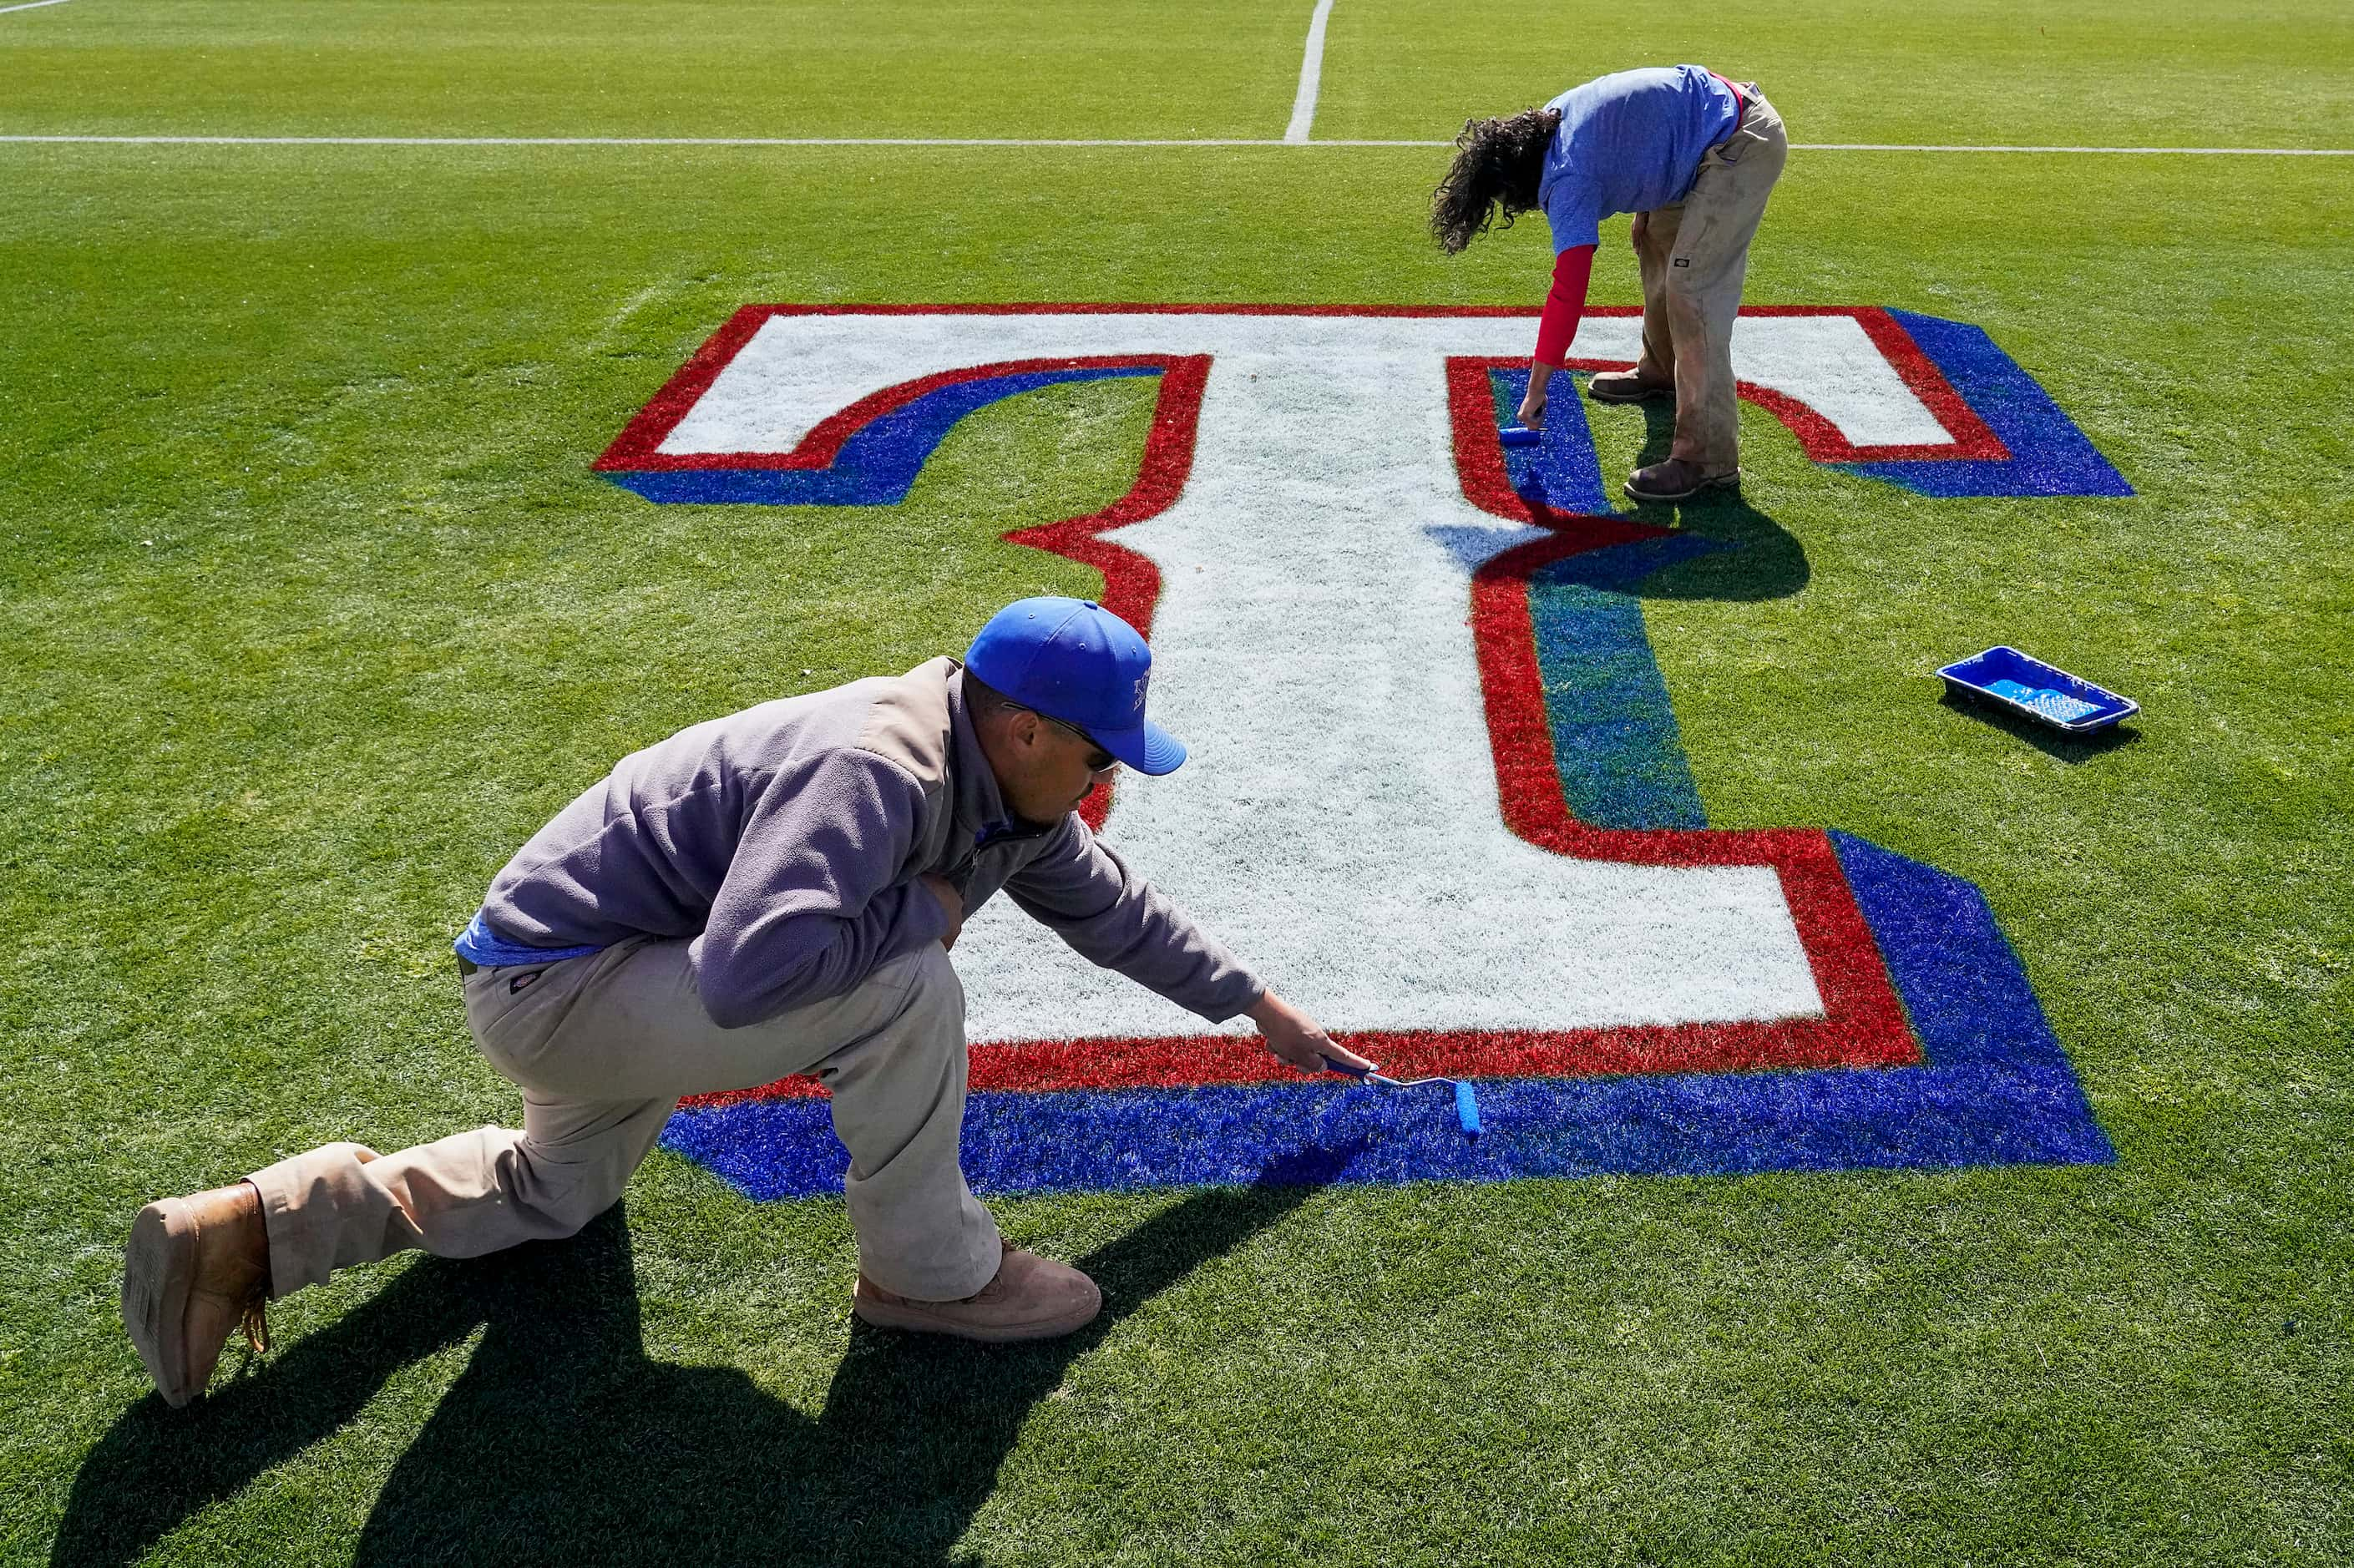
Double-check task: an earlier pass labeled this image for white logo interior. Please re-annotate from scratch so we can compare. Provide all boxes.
[675,313,1957,1042]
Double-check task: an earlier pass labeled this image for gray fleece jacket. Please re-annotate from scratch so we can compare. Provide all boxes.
[481,657,1263,1029]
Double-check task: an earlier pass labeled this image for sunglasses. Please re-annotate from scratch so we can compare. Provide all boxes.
[1033,711,1120,774]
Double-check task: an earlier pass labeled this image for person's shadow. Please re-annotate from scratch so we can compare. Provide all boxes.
[1603,397,1810,604]
[1501,386,1810,604]
[53,1147,1352,1567]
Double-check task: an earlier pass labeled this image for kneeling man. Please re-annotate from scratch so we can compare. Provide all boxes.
[124,596,1365,1405]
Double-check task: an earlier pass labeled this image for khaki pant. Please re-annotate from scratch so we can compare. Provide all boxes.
[246,939,1001,1303]
[1632,87,1790,473]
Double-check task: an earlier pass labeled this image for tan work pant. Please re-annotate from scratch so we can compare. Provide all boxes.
[246,939,1001,1303]
[1632,87,1790,473]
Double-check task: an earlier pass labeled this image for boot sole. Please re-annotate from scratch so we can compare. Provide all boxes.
[1623,470,1740,503]
[122,1199,200,1407]
[1587,383,1675,404]
[852,1288,1101,1344]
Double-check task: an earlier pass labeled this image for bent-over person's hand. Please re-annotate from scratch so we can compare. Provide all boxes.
[1516,387,1547,432]
[919,873,965,951]
[1247,990,1372,1076]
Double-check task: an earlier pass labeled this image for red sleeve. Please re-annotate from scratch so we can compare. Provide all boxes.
[1532,244,1595,370]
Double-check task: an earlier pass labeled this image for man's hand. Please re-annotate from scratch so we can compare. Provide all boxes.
[1630,210,1649,253]
[1247,990,1372,1076]
[919,873,965,952]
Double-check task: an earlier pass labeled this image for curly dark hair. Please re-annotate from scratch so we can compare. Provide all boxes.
[1430,107,1562,255]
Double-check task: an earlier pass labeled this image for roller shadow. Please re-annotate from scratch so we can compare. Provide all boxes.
[1584,395,1810,603]
[1937,690,2143,762]
[54,1146,1350,1568]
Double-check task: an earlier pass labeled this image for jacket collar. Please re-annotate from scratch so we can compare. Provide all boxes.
[946,660,1052,848]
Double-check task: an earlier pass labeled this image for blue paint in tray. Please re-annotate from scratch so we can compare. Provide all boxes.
[1938,646,2138,733]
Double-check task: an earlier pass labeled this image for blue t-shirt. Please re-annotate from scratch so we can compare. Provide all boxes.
[1538,65,1740,254]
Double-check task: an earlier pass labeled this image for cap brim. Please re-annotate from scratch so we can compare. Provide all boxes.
[1095,716,1187,776]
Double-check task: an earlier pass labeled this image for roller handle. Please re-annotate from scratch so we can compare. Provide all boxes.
[1320,1055,1374,1078]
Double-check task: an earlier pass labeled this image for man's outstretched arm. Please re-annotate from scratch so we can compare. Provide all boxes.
[1244,989,1369,1074]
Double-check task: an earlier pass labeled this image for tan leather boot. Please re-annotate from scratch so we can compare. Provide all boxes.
[852,1246,1101,1343]
[1625,457,1739,502]
[1587,368,1675,404]
[122,1181,271,1407]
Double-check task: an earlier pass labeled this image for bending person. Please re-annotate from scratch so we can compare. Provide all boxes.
[124,596,1369,1406]
[1432,64,1788,503]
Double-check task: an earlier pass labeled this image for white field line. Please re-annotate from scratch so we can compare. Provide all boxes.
[0,0,74,13]
[2,134,2351,155]
[1801,142,2354,155]
[1283,0,1336,145]
[0,134,1320,147]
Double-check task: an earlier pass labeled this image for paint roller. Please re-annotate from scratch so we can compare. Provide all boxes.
[1321,1056,1482,1137]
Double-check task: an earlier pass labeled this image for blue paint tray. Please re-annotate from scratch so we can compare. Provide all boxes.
[1936,646,2138,733]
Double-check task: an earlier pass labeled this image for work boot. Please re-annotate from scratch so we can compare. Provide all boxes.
[1624,457,1739,503]
[1587,368,1675,404]
[852,1245,1101,1343]
[122,1180,271,1407]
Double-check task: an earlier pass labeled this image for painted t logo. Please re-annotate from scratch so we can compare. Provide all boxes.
[614,303,2122,1192]
[603,306,2090,1044]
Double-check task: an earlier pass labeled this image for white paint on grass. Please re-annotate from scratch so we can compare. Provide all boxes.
[0,0,75,14]
[664,311,1954,458]
[653,310,2009,1041]
[1535,316,1955,449]
[1283,0,1336,145]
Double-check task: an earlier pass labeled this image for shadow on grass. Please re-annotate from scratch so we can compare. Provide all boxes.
[54,1147,1350,1567]
[1591,395,1810,603]
[1937,690,2144,763]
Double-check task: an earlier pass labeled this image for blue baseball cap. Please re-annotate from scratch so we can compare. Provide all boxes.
[964,597,1187,776]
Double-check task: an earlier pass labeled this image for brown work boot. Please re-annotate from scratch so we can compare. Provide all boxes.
[1587,368,1675,404]
[852,1245,1101,1343]
[122,1180,272,1407]
[1624,457,1739,503]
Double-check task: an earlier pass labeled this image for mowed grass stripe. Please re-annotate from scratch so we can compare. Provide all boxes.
[11,0,2354,149]
[1316,0,2354,149]
[0,0,1312,141]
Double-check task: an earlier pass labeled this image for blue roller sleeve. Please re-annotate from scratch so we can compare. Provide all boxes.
[1499,426,1541,448]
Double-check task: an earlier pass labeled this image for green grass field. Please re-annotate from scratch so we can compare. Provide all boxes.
[3,3,2351,1564]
